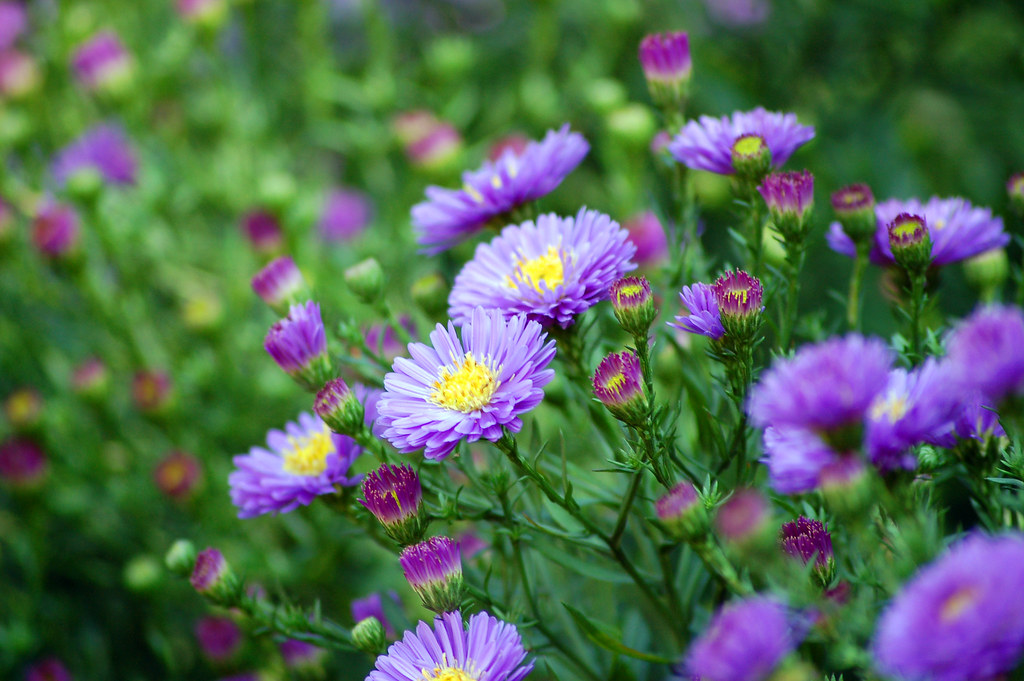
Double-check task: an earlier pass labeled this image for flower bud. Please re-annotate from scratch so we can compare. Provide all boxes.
[779,516,835,585]
[132,369,174,414]
[315,377,364,433]
[352,617,387,655]
[190,547,238,603]
[195,616,242,662]
[32,201,80,260]
[715,489,774,552]
[124,554,163,592]
[71,31,135,96]
[399,536,463,614]
[610,276,657,337]
[593,351,647,427]
[731,134,771,185]
[1008,172,1024,216]
[66,167,104,203]
[830,184,876,244]
[241,210,283,255]
[888,213,932,274]
[758,170,814,244]
[252,256,306,315]
[344,257,384,305]
[71,357,110,401]
[361,464,424,546]
[264,302,332,392]
[165,539,198,576]
[638,31,692,113]
[713,270,764,342]
[656,481,709,541]
[818,456,872,517]
[0,437,48,488]
[0,49,41,100]
[963,248,1008,296]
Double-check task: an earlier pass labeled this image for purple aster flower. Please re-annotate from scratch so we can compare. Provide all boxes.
[449,208,636,328]
[368,610,533,681]
[228,411,364,518]
[280,639,326,670]
[593,351,647,426]
[714,269,764,322]
[873,533,1024,681]
[240,210,283,254]
[865,361,961,471]
[946,305,1024,404]
[748,334,893,436]
[400,536,464,613]
[394,111,463,171]
[827,196,1009,267]
[412,124,589,253]
[0,437,47,487]
[25,658,72,681]
[153,450,202,500]
[264,301,330,391]
[779,516,833,571]
[657,481,709,540]
[715,489,772,544]
[52,124,137,187]
[190,547,230,594]
[669,282,724,339]
[71,31,133,92]
[319,188,371,242]
[638,32,692,109]
[251,256,305,312]
[377,307,555,461]
[31,201,80,259]
[686,597,800,681]
[760,427,842,495]
[195,616,242,661]
[954,392,1005,441]
[360,464,423,544]
[758,170,813,219]
[624,211,669,267]
[0,2,27,52]
[610,275,657,336]
[668,107,814,176]
[352,592,401,639]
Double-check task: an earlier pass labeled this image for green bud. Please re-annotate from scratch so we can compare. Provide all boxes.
[165,539,197,576]
[963,248,1008,295]
[124,555,163,592]
[607,104,657,147]
[730,134,772,187]
[344,258,384,305]
[66,168,104,204]
[352,617,387,655]
[258,172,297,212]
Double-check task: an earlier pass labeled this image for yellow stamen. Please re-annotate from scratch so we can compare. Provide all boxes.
[615,283,643,304]
[464,184,484,203]
[870,395,909,423]
[507,246,565,292]
[940,586,978,622]
[429,353,499,413]
[933,219,946,231]
[604,371,627,395]
[732,135,765,156]
[421,653,479,681]
[282,427,334,476]
[491,174,503,189]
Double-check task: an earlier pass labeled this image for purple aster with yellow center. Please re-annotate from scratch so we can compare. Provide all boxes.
[376,307,555,461]
[228,409,369,518]
[412,124,589,253]
[52,124,137,187]
[668,107,814,176]
[827,196,1008,267]
[592,350,646,426]
[873,533,1024,681]
[748,334,893,441]
[865,360,961,471]
[367,610,533,681]
[449,208,636,329]
[946,305,1024,405]
[670,270,762,341]
[685,597,801,681]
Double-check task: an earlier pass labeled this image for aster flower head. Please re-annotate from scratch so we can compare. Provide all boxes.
[264,301,331,392]
[887,213,931,273]
[669,282,724,340]
[360,464,424,545]
[946,305,1024,404]
[686,597,801,681]
[761,427,842,495]
[32,201,80,259]
[593,351,647,426]
[624,211,669,266]
[71,31,134,94]
[865,361,961,472]
[831,183,876,244]
[669,107,814,177]
[240,210,283,254]
[827,196,1009,267]
[154,450,202,500]
[229,411,364,518]
[0,2,27,52]
[195,616,242,661]
[52,124,137,189]
[638,31,692,110]
[780,516,834,581]
[873,533,1024,681]
[0,437,47,487]
[251,256,306,314]
[399,536,464,613]
[377,308,556,461]
[319,188,371,242]
[657,481,709,540]
[412,124,589,253]
[132,369,173,413]
[610,275,657,337]
[954,393,1005,442]
[368,610,533,681]
[190,547,236,600]
[449,208,636,328]
[748,334,893,444]
[758,170,814,242]
[714,269,764,339]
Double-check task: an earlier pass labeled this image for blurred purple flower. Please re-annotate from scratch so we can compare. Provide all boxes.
[0,2,27,51]
[686,597,800,681]
[319,188,371,242]
[52,124,137,187]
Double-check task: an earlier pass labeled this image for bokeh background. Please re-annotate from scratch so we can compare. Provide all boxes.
[2,0,1023,678]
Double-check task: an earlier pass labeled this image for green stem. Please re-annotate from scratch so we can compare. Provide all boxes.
[779,240,806,351]
[847,242,870,330]
[609,471,643,549]
[548,324,623,452]
[908,270,927,364]
[692,538,751,596]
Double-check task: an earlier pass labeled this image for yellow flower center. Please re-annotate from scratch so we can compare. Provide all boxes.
[933,219,946,231]
[615,283,643,304]
[722,287,749,307]
[940,585,978,622]
[732,135,765,157]
[159,460,188,488]
[603,371,627,394]
[507,246,565,292]
[282,427,334,476]
[429,353,499,413]
[870,395,909,423]
[422,667,477,681]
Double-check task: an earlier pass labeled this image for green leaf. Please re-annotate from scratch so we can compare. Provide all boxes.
[533,542,631,583]
[562,603,675,664]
